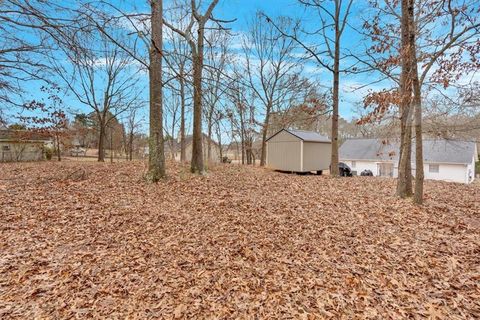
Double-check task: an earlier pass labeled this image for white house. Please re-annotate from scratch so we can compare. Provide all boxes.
[0,129,50,162]
[339,139,478,184]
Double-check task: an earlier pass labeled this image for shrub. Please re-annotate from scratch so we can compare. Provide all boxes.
[44,146,54,160]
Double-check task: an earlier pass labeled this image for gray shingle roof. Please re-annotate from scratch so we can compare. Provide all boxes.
[0,129,51,142]
[339,138,477,164]
[267,129,331,143]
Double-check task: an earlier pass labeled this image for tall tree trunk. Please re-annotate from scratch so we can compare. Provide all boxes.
[179,68,186,162]
[260,104,272,166]
[190,32,205,174]
[171,107,177,160]
[98,119,106,162]
[55,133,61,161]
[207,109,213,163]
[110,126,113,163]
[129,131,134,161]
[396,0,414,198]
[146,0,166,182]
[246,139,251,165]
[330,9,341,177]
[409,0,424,204]
[412,75,423,204]
[239,105,245,165]
[123,129,128,161]
[216,128,223,162]
[241,135,245,165]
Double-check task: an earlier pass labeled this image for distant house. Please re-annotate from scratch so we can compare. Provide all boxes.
[164,134,222,163]
[266,128,331,173]
[0,130,51,162]
[224,140,262,163]
[339,139,478,184]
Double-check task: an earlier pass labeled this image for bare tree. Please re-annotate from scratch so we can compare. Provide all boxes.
[164,0,193,162]
[0,2,45,106]
[226,75,258,165]
[163,80,182,160]
[51,29,142,162]
[19,85,69,161]
[147,0,166,181]
[243,13,305,166]
[163,0,226,174]
[422,90,480,141]
[123,105,144,161]
[361,0,480,202]
[203,28,232,163]
[410,0,479,204]
[265,0,354,175]
[0,1,77,112]
[77,1,166,179]
[396,0,415,198]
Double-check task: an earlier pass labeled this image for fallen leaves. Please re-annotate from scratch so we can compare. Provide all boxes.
[0,160,479,318]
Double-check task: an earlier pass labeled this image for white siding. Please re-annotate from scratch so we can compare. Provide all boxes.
[303,142,331,171]
[0,142,44,162]
[342,158,473,184]
[424,163,468,184]
[466,156,475,183]
[343,160,379,176]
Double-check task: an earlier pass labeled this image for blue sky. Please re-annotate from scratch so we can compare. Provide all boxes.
[214,0,380,118]
[10,0,387,133]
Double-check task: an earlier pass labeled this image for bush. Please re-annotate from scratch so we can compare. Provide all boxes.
[476,161,480,175]
[44,146,54,160]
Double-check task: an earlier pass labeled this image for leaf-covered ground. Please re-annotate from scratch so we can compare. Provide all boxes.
[0,161,479,319]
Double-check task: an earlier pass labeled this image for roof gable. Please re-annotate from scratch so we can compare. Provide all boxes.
[267,128,331,143]
[0,129,51,142]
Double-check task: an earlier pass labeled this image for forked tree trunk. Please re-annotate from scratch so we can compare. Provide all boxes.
[98,120,106,162]
[146,0,166,182]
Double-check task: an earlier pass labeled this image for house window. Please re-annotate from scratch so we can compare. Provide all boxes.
[2,145,10,151]
[351,161,356,168]
[429,164,439,173]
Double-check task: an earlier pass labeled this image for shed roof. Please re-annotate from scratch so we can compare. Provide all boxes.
[267,129,331,143]
[339,138,477,164]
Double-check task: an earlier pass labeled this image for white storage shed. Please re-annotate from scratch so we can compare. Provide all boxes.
[266,129,331,173]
